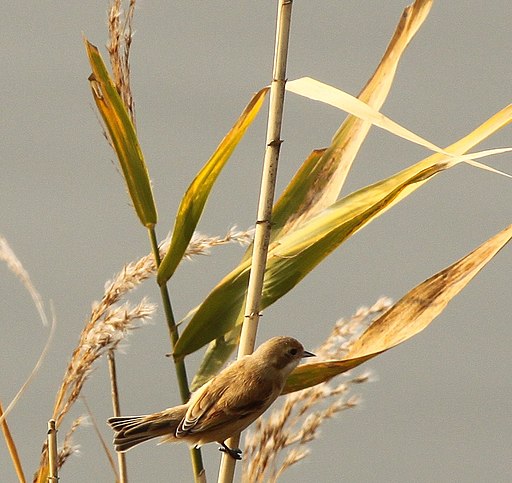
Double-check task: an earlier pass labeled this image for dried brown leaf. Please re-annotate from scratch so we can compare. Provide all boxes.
[284,224,512,393]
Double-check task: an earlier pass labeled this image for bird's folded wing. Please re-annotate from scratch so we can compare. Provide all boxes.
[178,370,277,436]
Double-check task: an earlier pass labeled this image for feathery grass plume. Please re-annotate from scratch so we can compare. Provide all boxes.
[109,227,253,301]
[183,227,254,260]
[315,297,393,360]
[35,299,155,480]
[52,299,156,424]
[92,228,254,308]
[57,416,86,470]
[242,298,392,482]
[108,0,136,123]
[88,228,254,317]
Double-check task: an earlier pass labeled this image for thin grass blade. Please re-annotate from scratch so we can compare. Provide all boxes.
[0,401,26,483]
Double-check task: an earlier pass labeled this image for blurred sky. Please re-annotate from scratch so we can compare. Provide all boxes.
[1,1,511,482]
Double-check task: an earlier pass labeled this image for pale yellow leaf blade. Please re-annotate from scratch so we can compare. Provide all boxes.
[283,224,512,393]
[272,0,433,237]
[157,88,268,284]
[347,224,512,358]
[286,76,443,154]
[286,77,512,174]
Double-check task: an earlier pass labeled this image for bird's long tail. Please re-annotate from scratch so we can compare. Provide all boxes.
[108,405,186,452]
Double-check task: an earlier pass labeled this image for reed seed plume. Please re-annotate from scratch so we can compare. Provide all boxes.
[98,227,253,308]
[89,228,253,314]
[183,227,254,260]
[242,297,392,482]
[108,0,136,122]
[53,298,155,426]
[36,298,153,479]
[315,296,393,359]
[57,416,86,470]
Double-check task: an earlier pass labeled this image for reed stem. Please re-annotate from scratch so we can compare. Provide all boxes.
[147,227,205,482]
[217,1,293,482]
[47,420,58,482]
[108,351,128,483]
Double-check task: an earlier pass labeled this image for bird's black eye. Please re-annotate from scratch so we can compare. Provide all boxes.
[289,348,298,356]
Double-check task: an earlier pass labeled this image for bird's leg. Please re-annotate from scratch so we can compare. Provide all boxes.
[218,442,243,460]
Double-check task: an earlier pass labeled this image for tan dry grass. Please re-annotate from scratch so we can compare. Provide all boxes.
[0,237,56,427]
[0,400,26,483]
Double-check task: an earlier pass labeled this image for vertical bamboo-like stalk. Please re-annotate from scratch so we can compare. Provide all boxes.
[217,1,293,482]
[147,228,206,483]
[47,420,58,482]
[108,351,128,483]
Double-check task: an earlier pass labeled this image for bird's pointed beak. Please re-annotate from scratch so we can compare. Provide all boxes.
[302,350,316,358]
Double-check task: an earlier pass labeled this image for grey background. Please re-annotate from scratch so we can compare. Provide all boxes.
[1,1,511,482]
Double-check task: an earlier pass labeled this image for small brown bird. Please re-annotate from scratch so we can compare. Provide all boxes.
[108,336,314,459]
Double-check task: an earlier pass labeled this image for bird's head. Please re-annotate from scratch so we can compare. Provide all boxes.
[253,336,315,377]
